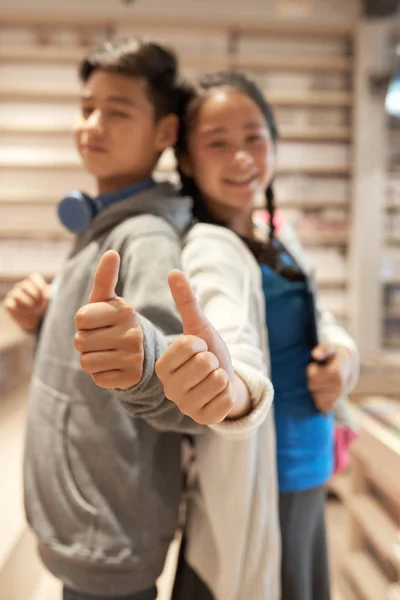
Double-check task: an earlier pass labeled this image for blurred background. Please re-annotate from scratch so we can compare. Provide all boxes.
[0,1,400,599]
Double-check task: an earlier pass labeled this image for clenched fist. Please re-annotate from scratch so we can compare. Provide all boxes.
[75,250,144,390]
[156,270,250,425]
[3,273,50,332]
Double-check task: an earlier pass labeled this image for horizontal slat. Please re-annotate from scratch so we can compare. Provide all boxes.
[0,159,352,178]
[0,45,353,73]
[0,13,356,37]
[348,495,400,568]
[0,228,71,241]
[279,127,352,142]
[237,55,353,73]
[0,86,354,107]
[344,553,389,600]
[279,197,350,209]
[327,470,352,501]
[317,277,348,289]
[0,124,353,142]
[300,231,349,246]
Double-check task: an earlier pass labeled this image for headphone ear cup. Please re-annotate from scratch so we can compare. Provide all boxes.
[58,191,97,234]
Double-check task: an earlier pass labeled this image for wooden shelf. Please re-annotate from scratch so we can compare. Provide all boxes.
[0,122,73,135]
[0,13,356,37]
[0,195,58,205]
[267,91,353,108]
[317,277,348,290]
[300,231,349,246]
[278,164,352,177]
[0,45,353,74]
[0,272,56,284]
[386,204,400,212]
[0,229,71,241]
[279,126,352,142]
[385,310,400,320]
[0,86,353,108]
[387,236,400,247]
[0,123,353,142]
[384,279,400,287]
[0,86,78,102]
[237,55,353,73]
[0,45,84,63]
[348,494,400,568]
[0,158,352,179]
[327,470,352,501]
[344,553,389,600]
[279,197,350,209]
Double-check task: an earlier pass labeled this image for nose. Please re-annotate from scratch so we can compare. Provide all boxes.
[86,109,104,133]
[233,149,254,170]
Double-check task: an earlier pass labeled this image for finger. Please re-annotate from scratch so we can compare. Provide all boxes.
[177,369,230,417]
[155,335,208,380]
[195,382,235,425]
[13,288,36,309]
[311,344,336,364]
[89,250,120,304]
[313,392,336,413]
[91,370,139,390]
[76,298,137,330]
[165,351,220,396]
[75,323,143,354]
[168,270,210,337]
[20,279,43,303]
[80,349,142,375]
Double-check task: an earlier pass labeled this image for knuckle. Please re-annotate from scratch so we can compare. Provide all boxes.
[196,351,217,373]
[75,308,86,329]
[118,304,136,323]
[80,353,90,370]
[212,368,229,389]
[74,332,85,352]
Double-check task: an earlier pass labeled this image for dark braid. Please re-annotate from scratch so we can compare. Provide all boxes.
[266,184,276,239]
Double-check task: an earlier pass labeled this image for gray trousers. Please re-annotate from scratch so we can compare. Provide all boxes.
[279,485,331,600]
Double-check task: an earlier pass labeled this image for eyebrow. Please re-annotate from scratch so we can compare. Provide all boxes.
[201,122,265,136]
[80,94,137,107]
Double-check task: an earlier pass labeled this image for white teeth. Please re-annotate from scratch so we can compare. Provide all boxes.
[229,176,254,184]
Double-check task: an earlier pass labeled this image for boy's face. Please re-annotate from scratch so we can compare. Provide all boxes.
[74,70,178,192]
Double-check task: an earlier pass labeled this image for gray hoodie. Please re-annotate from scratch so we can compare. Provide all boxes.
[23,182,202,596]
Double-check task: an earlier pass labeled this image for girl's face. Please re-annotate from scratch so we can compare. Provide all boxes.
[181,88,275,224]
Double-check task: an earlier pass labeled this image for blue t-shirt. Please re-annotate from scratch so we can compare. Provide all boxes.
[261,263,334,493]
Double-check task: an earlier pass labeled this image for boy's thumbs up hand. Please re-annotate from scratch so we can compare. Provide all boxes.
[75,251,144,390]
[156,270,243,425]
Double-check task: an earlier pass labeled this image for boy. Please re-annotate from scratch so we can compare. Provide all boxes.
[5,38,206,600]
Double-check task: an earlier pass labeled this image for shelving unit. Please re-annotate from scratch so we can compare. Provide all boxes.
[339,404,400,599]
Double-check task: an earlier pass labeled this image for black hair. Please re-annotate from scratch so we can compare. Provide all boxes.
[79,37,190,121]
[175,71,279,237]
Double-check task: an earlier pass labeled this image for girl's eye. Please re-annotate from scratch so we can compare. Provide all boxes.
[247,134,264,143]
[208,140,227,149]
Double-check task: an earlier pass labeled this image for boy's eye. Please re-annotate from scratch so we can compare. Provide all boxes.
[81,106,93,118]
[109,110,130,119]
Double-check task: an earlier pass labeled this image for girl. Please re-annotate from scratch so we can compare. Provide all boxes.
[157,71,359,600]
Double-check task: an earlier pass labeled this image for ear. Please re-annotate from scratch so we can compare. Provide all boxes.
[178,153,193,177]
[155,114,179,152]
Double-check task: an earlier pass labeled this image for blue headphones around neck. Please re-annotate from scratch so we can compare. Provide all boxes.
[58,179,155,234]
[58,191,99,234]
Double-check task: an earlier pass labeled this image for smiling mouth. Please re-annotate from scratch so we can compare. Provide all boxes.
[81,144,107,154]
[223,174,258,186]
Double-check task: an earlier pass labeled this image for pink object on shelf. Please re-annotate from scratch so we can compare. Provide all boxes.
[253,208,286,234]
[333,427,358,474]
